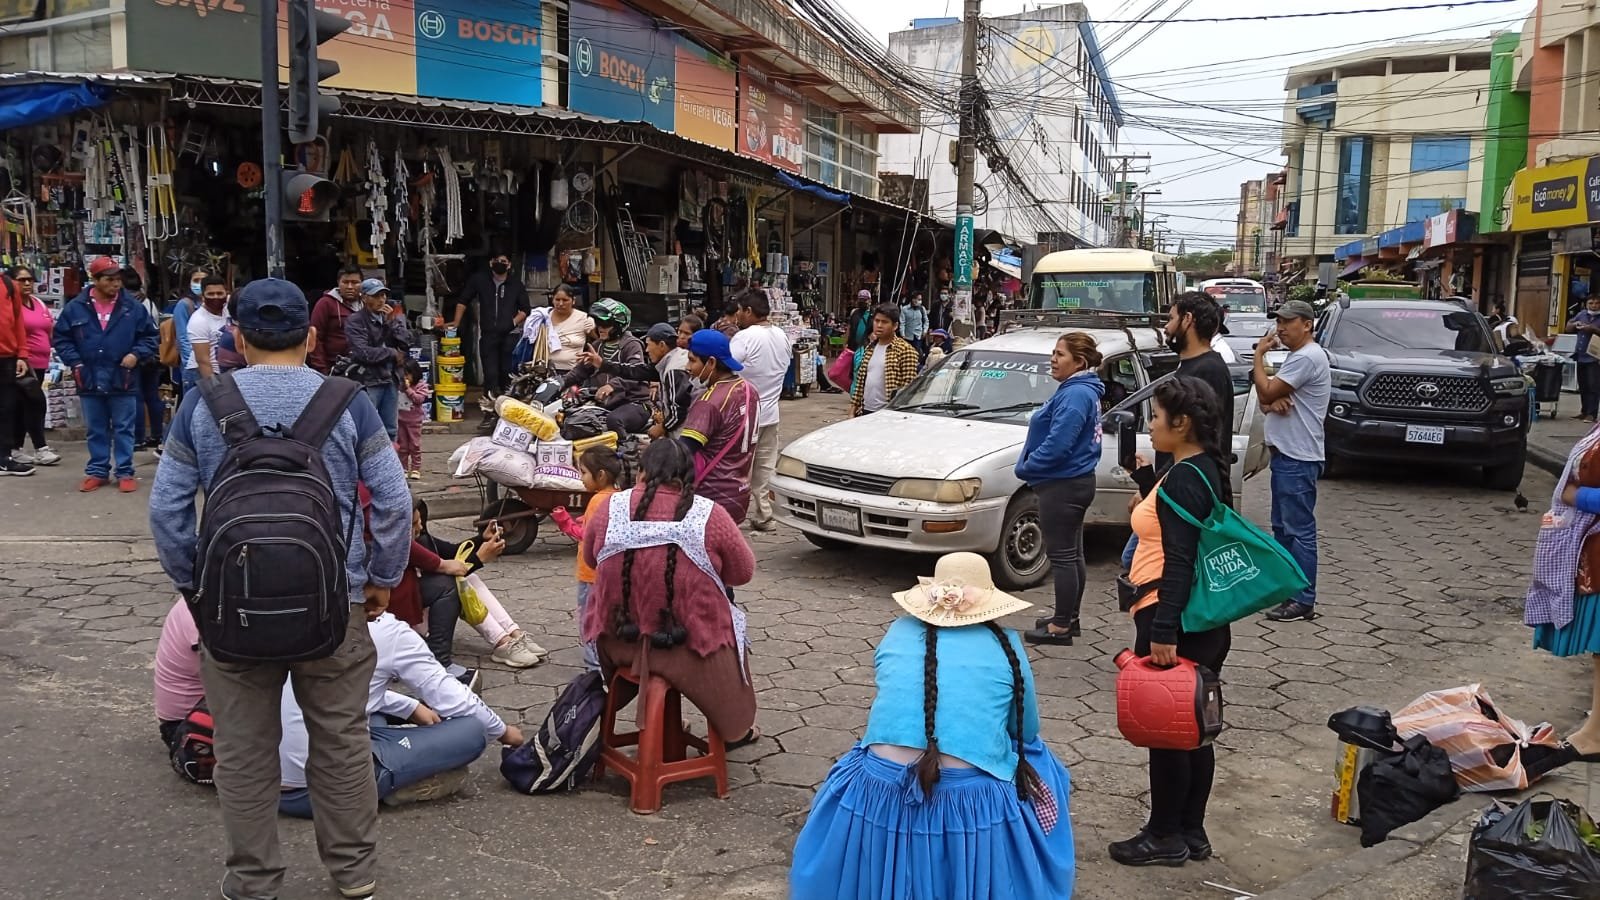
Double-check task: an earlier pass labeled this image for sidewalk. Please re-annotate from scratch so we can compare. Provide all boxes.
[1527,412,1593,478]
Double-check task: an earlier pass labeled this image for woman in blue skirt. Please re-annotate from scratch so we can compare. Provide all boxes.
[790,552,1075,899]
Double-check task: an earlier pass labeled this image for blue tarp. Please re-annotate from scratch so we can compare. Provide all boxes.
[776,171,850,205]
[0,81,113,132]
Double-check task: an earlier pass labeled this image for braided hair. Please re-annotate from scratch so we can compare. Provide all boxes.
[984,622,1045,804]
[914,624,942,798]
[614,439,701,646]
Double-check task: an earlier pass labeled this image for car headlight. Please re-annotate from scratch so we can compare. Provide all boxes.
[1491,375,1528,396]
[1329,368,1363,389]
[776,455,807,479]
[889,478,983,503]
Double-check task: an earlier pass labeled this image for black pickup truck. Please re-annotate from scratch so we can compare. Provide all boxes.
[1314,297,1528,490]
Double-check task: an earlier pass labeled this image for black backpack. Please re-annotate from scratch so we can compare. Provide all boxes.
[193,373,361,664]
[500,670,606,794]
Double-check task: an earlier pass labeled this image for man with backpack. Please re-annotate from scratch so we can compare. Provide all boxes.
[149,278,411,900]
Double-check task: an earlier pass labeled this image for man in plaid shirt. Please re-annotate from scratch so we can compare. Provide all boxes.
[850,303,921,417]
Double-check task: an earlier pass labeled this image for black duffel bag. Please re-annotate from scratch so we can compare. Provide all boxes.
[1357,733,1459,847]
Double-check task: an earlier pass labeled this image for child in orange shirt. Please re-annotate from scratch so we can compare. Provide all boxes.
[550,445,624,671]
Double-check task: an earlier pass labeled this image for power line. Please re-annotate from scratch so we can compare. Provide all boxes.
[1013,0,1524,25]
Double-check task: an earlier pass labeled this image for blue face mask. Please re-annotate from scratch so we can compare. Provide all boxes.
[190,283,202,296]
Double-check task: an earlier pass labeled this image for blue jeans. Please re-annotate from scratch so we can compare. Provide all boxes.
[278,717,487,818]
[1269,453,1321,606]
[80,393,137,479]
[181,368,199,394]
[134,365,165,446]
[1121,533,1139,570]
[366,382,398,441]
[577,581,598,671]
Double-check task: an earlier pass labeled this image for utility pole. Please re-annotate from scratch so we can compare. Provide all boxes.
[950,0,980,344]
[1107,153,1149,248]
[1137,189,1161,248]
[261,0,283,277]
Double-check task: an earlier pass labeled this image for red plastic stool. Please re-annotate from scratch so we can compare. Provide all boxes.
[594,669,729,814]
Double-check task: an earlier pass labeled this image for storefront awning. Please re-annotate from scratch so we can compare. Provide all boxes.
[0,79,113,130]
[987,256,1022,280]
[1339,260,1367,278]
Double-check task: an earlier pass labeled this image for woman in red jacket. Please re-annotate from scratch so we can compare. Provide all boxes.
[0,266,32,475]
[9,267,58,467]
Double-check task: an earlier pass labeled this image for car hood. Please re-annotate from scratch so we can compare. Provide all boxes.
[1329,349,1517,376]
[782,410,1025,478]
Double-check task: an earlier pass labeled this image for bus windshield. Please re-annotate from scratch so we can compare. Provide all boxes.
[1030,272,1155,313]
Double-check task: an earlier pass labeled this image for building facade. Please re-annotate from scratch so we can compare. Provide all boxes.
[877,3,1123,248]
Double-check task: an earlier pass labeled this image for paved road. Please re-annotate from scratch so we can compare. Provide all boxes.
[0,393,1585,899]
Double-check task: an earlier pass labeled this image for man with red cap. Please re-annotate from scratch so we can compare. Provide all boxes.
[53,256,159,492]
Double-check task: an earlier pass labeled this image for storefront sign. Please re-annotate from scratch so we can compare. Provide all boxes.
[954,214,975,289]
[673,38,736,150]
[737,68,805,173]
[1511,155,1600,231]
[1423,208,1459,249]
[124,0,541,107]
[568,0,674,131]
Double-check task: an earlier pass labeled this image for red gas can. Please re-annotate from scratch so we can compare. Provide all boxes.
[1114,649,1224,750]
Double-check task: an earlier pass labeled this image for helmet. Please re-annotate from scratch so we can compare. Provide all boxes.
[590,298,631,331]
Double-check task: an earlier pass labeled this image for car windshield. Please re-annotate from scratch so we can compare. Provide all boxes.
[892,350,1058,424]
[1325,306,1492,353]
[1204,284,1267,314]
[1225,315,1273,339]
[1031,272,1155,313]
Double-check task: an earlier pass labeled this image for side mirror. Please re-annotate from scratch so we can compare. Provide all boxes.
[1105,409,1138,471]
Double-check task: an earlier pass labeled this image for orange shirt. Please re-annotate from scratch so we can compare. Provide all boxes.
[1127,479,1167,615]
[575,488,617,583]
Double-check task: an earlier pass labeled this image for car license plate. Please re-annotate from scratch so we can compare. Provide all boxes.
[1405,425,1445,445]
[819,504,862,535]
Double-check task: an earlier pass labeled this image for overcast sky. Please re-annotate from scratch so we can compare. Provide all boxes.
[852,0,1531,250]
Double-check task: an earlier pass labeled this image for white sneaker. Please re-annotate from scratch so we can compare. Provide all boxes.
[491,636,546,668]
[32,447,60,466]
[10,450,33,465]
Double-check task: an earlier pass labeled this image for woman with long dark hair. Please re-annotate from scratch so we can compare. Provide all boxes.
[1110,375,1232,866]
[9,267,58,467]
[580,438,760,745]
[790,552,1075,898]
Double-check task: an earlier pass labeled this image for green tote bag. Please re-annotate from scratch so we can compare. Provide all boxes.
[1156,460,1310,633]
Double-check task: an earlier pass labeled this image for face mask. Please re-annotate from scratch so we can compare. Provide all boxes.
[191,283,202,296]
[491,262,510,274]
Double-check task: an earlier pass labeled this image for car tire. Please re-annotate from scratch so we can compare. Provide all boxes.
[1483,447,1526,492]
[803,532,849,551]
[988,492,1050,590]
[1321,454,1347,480]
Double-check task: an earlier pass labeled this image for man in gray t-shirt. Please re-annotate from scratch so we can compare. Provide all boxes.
[1252,300,1331,623]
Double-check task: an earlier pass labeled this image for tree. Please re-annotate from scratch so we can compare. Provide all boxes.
[1176,249,1233,274]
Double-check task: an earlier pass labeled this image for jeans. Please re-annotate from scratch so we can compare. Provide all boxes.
[365,382,398,441]
[202,606,377,899]
[1269,452,1322,607]
[182,368,199,394]
[134,365,165,446]
[1580,361,1600,418]
[80,393,138,479]
[1133,604,1231,836]
[418,572,462,668]
[1036,475,1097,626]
[1121,533,1139,571]
[577,581,598,671]
[279,716,487,819]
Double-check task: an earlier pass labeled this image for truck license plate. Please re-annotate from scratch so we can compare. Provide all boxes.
[819,504,862,535]
[1405,425,1445,445]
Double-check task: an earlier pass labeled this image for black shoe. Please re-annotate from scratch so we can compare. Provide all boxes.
[1183,827,1212,860]
[1108,830,1189,867]
[820,386,843,394]
[454,668,480,692]
[1023,624,1074,646]
[1264,601,1317,622]
[1032,616,1082,637]
[0,457,35,476]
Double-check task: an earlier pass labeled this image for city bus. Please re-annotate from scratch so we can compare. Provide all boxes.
[1028,248,1179,314]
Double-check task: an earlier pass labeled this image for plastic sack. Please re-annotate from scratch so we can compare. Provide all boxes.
[1392,684,1560,792]
[1462,795,1600,900]
[1356,734,1459,847]
[450,437,499,479]
[495,396,560,440]
[476,446,542,488]
[454,543,487,626]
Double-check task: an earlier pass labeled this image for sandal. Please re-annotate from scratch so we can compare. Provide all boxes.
[727,726,763,750]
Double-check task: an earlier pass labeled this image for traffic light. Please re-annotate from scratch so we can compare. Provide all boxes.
[287,0,350,144]
[281,168,339,222]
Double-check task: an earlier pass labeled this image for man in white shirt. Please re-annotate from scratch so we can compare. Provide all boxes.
[184,276,231,384]
[731,290,794,532]
[277,613,526,818]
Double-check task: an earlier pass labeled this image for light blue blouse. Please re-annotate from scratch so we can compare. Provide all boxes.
[861,616,1042,782]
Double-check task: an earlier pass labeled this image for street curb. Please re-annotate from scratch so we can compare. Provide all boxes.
[1251,795,1483,900]
[1528,439,1568,478]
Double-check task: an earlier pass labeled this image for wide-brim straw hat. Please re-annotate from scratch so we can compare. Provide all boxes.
[892,552,1032,627]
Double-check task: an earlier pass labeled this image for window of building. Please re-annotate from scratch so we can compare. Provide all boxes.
[1410,135,1470,172]
[1454,53,1491,71]
[803,108,878,197]
[1391,55,1450,74]
[1335,135,1372,235]
[1404,197,1464,222]
[1339,61,1386,78]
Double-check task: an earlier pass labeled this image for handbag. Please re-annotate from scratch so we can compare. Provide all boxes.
[453,542,488,626]
[1157,460,1309,632]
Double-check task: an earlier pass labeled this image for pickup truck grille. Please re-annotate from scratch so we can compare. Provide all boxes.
[805,465,897,495]
[1362,374,1488,413]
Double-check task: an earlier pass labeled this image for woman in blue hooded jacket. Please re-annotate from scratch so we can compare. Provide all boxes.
[1018,331,1104,645]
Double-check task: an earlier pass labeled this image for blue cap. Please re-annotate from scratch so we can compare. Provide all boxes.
[687,328,742,372]
[233,278,310,334]
[359,278,389,297]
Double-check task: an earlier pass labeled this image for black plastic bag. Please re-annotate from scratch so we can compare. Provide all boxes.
[1462,794,1600,900]
[1357,734,1460,847]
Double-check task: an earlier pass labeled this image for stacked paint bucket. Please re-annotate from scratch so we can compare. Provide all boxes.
[435,335,466,422]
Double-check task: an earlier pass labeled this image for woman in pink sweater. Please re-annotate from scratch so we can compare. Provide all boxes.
[10,267,59,466]
[581,439,759,744]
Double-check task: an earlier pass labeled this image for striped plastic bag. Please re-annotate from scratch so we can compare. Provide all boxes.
[1393,684,1560,792]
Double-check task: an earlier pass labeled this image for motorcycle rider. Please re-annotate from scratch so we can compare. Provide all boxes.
[576,321,694,438]
[560,299,652,436]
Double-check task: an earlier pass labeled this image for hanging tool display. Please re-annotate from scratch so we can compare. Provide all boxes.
[363,139,388,267]
[392,149,412,271]
[112,122,146,242]
[413,157,436,258]
[145,124,176,240]
[436,145,463,245]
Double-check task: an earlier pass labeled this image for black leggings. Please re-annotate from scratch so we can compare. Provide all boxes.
[9,365,45,452]
[1037,475,1096,626]
[418,572,463,667]
[604,401,650,437]
[1133,604,1231,837]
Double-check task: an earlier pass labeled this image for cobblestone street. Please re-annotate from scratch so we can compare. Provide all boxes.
[0,393,1587,899]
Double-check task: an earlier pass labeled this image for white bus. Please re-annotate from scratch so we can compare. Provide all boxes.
[1197,277,1269,315]
[1029,248,1179,314]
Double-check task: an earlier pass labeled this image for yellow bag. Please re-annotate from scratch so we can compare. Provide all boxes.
[571,431,618,455]
[453,542,487,625]
[494,396,560,440]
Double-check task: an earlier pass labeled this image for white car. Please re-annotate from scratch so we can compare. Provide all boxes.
[772,315,1268,589]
